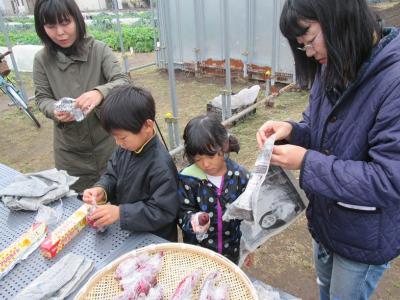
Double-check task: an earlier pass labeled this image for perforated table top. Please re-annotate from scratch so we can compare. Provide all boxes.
[0,164,166,299]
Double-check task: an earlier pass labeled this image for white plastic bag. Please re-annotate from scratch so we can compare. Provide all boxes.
[211,85,260,110]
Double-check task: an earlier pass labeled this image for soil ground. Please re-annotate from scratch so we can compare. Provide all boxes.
[1,3,400,298]
[372,1,400,27]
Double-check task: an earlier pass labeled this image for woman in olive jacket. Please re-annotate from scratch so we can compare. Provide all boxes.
[33,0,129,192]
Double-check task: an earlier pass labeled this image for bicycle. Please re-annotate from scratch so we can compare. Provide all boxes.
[0,51,41,128]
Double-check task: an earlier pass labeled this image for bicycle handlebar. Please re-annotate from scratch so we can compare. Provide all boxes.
[0,51,12,61]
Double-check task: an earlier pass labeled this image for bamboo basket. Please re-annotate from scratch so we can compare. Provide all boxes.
[75,243,258,300]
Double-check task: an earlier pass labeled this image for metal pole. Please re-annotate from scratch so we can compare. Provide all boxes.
[113,0,129,74]
[222,0,231,118]
[247,0,255,67]
[163,0,180,147]
[193,0,201,74]
[150,0,157,59]
[271,0,278,78]
[0,12,28,104]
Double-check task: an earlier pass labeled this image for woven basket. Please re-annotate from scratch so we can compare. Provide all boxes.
[0,60,10,77]
[76,243,258,300]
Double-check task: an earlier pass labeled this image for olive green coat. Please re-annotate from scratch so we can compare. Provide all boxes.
[33,37,130,192]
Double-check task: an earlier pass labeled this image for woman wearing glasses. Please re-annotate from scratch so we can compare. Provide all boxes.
[257,0,400,299]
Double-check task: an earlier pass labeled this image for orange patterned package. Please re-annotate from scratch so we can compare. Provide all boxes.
[0,222,47,279]
[40,204,90,258]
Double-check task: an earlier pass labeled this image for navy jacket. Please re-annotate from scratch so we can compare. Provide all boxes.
[291,28,400,265]
[96,136,179,242]
[178,159,249,263]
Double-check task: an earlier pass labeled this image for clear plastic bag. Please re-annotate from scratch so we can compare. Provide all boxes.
[54,97,85,122]
[114,252,164,300]
[222,135,307,266]
[86,196,107,233]
[253,280,301,300]
[223,135,276,222]
[199,271,229,300]
[190,212,210,242]
[170,269,202,300]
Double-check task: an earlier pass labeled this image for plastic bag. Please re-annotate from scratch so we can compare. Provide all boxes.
[253,280,302,300]
[190,212,210,242]
[223,135,307,266]
[114,252,164,300]
[170,269,202,300]
[54,97,85,122]
[211,85,260,110]
[223,135,276,221]
[86,196,107,233]
[199,271,229,300]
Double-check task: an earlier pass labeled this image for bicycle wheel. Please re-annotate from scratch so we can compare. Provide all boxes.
[6,84,41,128]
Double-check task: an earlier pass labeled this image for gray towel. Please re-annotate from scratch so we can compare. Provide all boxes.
[15,253,93,300]
[0,169,78,211]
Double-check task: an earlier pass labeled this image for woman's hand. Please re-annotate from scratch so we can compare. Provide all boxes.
[271,144,307,170]
[256,121,293,149]
[82,187,106,204]
[54,111,75,122]
[75,90,103,115]
[89,204,120,227]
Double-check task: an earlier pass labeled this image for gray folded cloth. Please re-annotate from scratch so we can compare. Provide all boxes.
[15,253,93,300]
[0,168,78,211]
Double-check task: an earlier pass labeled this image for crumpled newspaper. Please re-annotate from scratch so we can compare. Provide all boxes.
[54,97,85,122]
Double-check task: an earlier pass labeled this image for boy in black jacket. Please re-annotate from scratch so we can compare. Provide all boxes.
[82,85,179,241]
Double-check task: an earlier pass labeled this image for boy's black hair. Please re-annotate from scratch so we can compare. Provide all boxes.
[183,115,240,164]
[34,0,86,55]
[280,0,381,90]
[101,85,156,134]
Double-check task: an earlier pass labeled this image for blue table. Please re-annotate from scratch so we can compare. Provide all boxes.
[0,164,166,299]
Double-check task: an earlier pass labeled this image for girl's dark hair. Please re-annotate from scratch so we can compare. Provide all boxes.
[183,115,240,163]
[101,85,156,134]
[280,0,381,90]
[34,0,86,55]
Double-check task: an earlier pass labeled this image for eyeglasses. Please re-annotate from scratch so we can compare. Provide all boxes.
[297,31,321,52]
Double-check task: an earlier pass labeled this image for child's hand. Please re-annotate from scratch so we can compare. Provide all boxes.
[89,204,120,227]
[243,252,255,268]
[82,187,106,204]
[190,212,210,233]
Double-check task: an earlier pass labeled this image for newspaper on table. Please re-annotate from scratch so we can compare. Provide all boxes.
[223,135,308,266]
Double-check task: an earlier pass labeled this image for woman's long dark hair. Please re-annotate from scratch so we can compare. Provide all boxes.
[183,115,240,164]
[280,0,381,90]
[34,0,86,55]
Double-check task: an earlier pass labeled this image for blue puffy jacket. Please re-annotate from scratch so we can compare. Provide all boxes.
[290,28,400,265]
